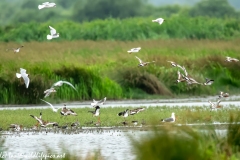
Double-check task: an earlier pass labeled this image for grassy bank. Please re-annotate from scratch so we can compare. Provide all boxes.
[0,39,240,104]
[0,105,239,130]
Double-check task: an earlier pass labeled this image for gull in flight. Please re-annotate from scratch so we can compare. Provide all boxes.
[135,56,155,67]
[47,26,59,40]
[44,88,57,98]
[208,100,222,110]
[152,18,165,25]
[161,113,175,122]
[40,99,60,112]
[167,61,185,71]
[177,71,186,83]
[204,78,214,86]
[16,68,30,88]
[38,2,56,10]
[6,46,24,53]
[218,91,229,99]
[225,56,239,62]
[91,97,107,107]
[51,80,77,91]
[127,47,141,54]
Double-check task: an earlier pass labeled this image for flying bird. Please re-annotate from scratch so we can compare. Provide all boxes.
[47,26,59,40]
[44,88,57,98]
[208,100,222,110]
[40,99,60,112]
[6,46,24,53]
[161,113,175,122]
[29,112,57,127]
[204,78,214,86]
[38,2,56,10]
[225,56,239,62]
[135,56,155,67]
[127,47,141,54]
[91,97,107,107]
[51,80,77,91]
[177,71,186,83]
[218,91,229,99]
[152,18,165,25]
[16,68,30,88]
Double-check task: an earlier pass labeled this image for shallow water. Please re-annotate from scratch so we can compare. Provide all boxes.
[1,128,228,160]
[2,129,149,160]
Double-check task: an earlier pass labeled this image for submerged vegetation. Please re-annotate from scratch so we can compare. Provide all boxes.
[0,39,240,104]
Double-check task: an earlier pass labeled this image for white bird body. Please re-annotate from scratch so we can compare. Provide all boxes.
[161,113,175,122]
[16,68,30,88]
[225,56,239,62]
[38,2,56,10]
[88,106,100,117]
[51,80,77,91]
[40,99,60,112]
[7,46,24,53]
[152,18,165,25]
[47,26,59,40]
[127,47,141,54]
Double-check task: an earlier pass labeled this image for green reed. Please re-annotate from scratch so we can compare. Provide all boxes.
[1,16,240,42]
[0,39,240,104]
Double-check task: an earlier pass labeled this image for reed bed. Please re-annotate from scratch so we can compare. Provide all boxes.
[1,17,240,42]
[0,106,239,130]
[0,39,240,104]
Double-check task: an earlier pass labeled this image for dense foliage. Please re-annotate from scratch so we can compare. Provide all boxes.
[1,16,240,42]
[0,0,239,26]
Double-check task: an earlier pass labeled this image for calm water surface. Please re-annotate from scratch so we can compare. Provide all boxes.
[3,129,150,160]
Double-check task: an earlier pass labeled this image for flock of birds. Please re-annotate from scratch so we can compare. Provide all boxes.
[5,2,239,131]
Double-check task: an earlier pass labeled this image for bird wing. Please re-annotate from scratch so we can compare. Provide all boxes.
[49,26,56,35]
[29,115,43,125]
[216,99,221,106]
[182,66,188,77]
[20,68,27,74]
[135,56,142,63]
[163,117,174,122]
[62,81,77,91]
[177,71,181,80]
[40,99,55,110]
[208,101,215,107]
[22,73,30,88]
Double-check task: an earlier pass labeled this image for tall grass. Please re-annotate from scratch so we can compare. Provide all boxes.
[0,39,240,104]
[0,106,239,130]
[1,16,240,42]
[132,113,240,160]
